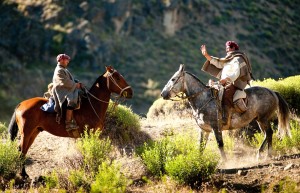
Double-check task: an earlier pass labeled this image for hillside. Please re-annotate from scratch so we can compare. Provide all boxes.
[0,0,299,121]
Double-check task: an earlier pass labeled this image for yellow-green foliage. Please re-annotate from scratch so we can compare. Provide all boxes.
[0,122,7,134]
[67,169,89,191]
[138,133,219,185]
[249,120,300,155]
[262,177,300,193]
[252,75,300,113]
[0,135,23,179]
[105,102,145,146]
[43,171,59,189]
[76,129,112,174]
[43,130,130,192]
[91,161,129,193]
[107,102,141,130]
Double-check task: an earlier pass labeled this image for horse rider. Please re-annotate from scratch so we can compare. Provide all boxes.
[200,41,253,125]
[52,53,84,131]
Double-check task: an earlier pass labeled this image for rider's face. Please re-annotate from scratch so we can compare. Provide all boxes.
[60,59,70,67]
[226,46,235,53]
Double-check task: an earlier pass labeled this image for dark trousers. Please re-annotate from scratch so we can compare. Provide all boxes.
[223,84,237,107]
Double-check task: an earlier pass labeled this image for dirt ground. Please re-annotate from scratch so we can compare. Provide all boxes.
[21,118,300,192]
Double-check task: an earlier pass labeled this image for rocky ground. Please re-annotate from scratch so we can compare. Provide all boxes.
[16,118,300,192]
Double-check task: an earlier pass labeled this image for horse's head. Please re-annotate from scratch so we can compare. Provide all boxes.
[161,64,185,100]
[103,66,133,98]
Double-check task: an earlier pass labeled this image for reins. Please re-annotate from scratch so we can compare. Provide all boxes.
[83,70,131,121]
[169,72,216,111]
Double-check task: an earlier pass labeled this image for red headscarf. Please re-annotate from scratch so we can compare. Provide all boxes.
[225,41,239,50]
[56,54,70,62]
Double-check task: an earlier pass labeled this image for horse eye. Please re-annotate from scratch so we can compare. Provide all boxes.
[171,78,175,81]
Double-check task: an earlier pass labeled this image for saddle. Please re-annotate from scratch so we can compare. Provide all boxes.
[208,81,248,115]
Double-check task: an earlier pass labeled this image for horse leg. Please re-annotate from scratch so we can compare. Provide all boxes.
[19,128,41,178]
[256,120,273,159]
[199,129,210,152]
[213,128,227,161]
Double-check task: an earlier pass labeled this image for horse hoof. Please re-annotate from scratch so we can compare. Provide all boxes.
[21,170,30,179]
[21,173,30,179]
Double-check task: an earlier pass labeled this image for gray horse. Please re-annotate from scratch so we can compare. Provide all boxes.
[161,64,291,160]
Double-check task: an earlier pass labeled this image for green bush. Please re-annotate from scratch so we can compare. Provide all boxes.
[107,102,141,130]
[139,138,175,176]
[91,161,129,193]
[104,102,145,146]
[249,120,300,155]
[68,169,90,191]
[43,170,59,189]
[0,122,7,134]
[262,177,300,193]
[253,75,300,114]
[76,129,112,174]
[138,134,219,185]
[0,136,23,179]
[165,150,218,185]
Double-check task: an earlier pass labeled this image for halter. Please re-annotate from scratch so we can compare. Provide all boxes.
[106,69,131,98]
[169,71,216,111]
[84,69,131,120]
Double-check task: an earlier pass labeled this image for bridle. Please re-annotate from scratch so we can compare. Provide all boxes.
[84,69,131,120]
[169,72,201,101]
[168,71,216,111]
[106,69,131,98]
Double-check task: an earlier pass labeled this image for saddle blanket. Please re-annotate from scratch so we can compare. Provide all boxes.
[40,97,56,113]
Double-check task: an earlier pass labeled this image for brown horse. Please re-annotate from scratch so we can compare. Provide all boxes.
[8,66,133,178]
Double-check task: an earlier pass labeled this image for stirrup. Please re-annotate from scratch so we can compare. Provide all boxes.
[65,120,79,131]
[65,120,80,138]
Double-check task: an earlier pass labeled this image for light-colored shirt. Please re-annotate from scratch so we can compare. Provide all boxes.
[210,57,240,82]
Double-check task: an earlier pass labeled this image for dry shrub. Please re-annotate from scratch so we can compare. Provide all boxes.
[103,102,152,152]
[146,98,191,120]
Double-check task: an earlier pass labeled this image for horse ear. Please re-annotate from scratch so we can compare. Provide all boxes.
[179,64,185,72]
[106,65,113,72]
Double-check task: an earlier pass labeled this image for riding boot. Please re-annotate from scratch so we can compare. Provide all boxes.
[233,98,247,113]
[65,110,79,131]
[222,105,232,126]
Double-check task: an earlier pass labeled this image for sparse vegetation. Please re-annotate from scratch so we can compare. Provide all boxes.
[41,130,129,193]
[0,134,23,180]
[249,120,300,155]
[262,177,300,193]
[253,75,300,114]
[138,133,220,186]
[0,122,7,134]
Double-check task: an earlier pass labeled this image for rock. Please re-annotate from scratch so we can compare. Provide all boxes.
[283,163,294,171]
[237,170,248,176]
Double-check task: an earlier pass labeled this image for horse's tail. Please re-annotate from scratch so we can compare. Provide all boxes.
[275,91,291,138]
[8,111,19,141]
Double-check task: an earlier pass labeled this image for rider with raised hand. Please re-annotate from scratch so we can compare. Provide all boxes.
[200,41,253,125]
[52,54,83,131]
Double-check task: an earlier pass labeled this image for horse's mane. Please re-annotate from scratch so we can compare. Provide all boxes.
[91,73,105,88]
[184,71,207,87]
